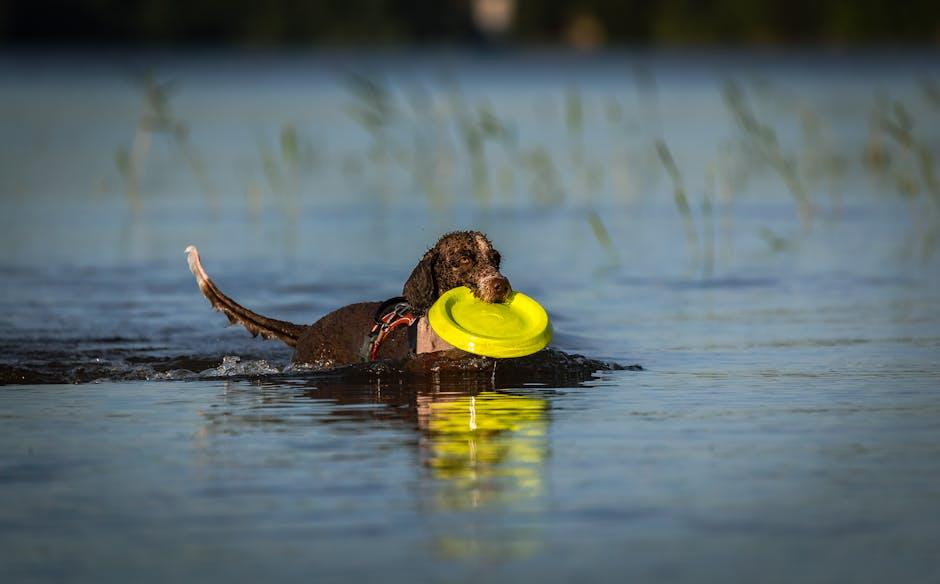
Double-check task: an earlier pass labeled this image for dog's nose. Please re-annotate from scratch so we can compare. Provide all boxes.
[487,276,512,302]
[492,278,509,298]
[478,275,512,303]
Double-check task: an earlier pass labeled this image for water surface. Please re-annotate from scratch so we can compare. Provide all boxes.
[1,51,939,582]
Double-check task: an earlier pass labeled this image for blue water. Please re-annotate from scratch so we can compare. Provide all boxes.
[1,51,939,582]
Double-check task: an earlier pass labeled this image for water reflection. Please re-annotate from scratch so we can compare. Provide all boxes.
[419,390,549,560]
[199,376,556,560]
[419,391,548,510]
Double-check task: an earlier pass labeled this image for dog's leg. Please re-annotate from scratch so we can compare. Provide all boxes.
[185,245,305,347]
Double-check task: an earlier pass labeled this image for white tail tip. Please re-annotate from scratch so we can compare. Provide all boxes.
[184,244,210,285]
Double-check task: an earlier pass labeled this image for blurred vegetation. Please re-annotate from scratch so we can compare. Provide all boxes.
[115,74,218,216]
[115,66,940,270]
[3,0,939,46]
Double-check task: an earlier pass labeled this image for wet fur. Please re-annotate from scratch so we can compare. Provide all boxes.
[186,231,511,366]
[185,245,305,346]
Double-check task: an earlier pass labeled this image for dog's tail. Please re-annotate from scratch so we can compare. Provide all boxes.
[185,245,305,347]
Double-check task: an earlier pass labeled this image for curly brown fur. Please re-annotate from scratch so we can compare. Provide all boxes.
[402,230,511,312]
[186,231,511,366]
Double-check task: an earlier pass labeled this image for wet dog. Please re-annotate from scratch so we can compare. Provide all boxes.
[186,231,512,367]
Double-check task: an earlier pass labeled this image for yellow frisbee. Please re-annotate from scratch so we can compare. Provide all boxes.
[427,286,552,358]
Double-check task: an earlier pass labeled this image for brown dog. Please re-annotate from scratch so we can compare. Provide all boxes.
[186,231,512,367]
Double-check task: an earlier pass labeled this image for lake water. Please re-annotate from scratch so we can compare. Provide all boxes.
[1,50,939,582]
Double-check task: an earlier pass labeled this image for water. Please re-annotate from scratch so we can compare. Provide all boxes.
[2,51,940,582]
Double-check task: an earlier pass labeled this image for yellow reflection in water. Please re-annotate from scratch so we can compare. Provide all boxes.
[421,391,550,560]
[422,391,548,511]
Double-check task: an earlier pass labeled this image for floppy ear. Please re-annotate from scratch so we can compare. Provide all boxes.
[403,251,438,312]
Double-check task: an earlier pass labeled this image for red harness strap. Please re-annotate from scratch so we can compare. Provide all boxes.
[360,300,419,361]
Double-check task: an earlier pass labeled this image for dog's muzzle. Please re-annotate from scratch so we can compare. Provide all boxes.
[477,275,512,303]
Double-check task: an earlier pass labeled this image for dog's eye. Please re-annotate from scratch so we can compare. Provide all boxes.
[458,256,473,267]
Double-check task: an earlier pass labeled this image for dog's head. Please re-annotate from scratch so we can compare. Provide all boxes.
[403,231,512,312]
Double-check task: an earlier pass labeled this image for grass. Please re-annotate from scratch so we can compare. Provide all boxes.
[722,80,814,228]
[655,139,699,261]
[112,67,940,266]
[115,74,219,217]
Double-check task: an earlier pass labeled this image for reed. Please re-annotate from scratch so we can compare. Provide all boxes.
[587,210,619,264]
[873,96,940,256]
[521,147,565,208]
[115,74,219,216]
[877,99,940,204]
[722,80,813,227]
[344,72,397,204]
[655,140,699,261]
[109,67,940,271]
[919,78,940,110]
[702,166,716,279]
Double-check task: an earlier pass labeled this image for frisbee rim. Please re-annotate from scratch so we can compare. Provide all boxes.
[427,286,552,358]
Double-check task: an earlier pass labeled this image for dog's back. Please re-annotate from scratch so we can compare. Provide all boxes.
[186,231,510,367]
[293,302,412,367]
[187,247,413,365]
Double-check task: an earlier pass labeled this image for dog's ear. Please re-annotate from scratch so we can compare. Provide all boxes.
[403,251,437,312]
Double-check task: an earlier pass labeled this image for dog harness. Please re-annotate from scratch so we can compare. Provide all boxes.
[359,297,420,361]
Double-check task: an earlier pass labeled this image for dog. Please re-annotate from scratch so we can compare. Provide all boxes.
[186,231,512,367]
